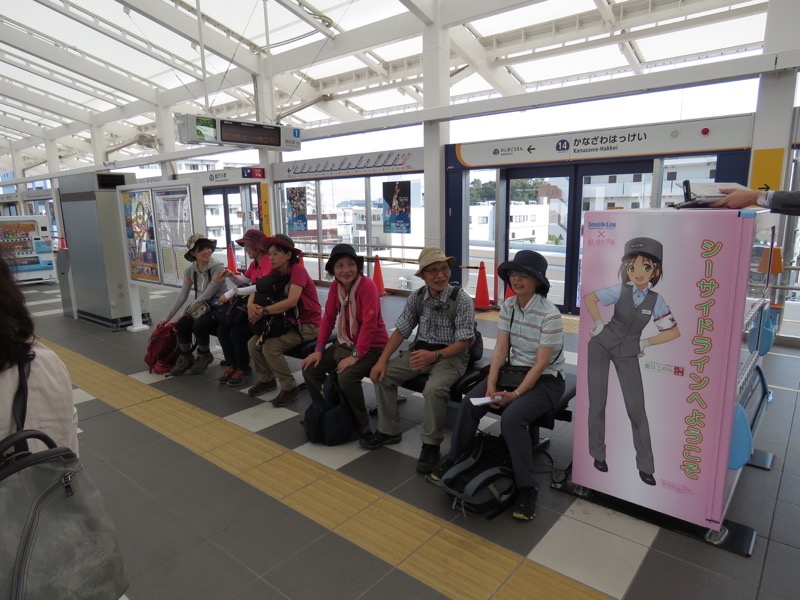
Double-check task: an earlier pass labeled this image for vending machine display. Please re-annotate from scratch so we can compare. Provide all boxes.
[0,215,56,283]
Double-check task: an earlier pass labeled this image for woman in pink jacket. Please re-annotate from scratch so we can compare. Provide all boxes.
[301,244,388,437]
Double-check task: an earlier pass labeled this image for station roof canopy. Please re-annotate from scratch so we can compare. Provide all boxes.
[0,0,772,177]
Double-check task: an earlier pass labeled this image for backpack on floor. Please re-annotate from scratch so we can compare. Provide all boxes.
[414,285,484,365]
[144,322,179,374]
[303,372,355,446]
[440,432,516,518]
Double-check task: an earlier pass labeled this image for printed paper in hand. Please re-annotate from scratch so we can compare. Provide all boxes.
[470,396,498,406]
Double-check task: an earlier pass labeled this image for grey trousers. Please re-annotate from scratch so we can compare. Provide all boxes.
[247,323,320,391]
[587,338,654,474]
[449,375,564,488]
[301,342,381,431]
[375,350,468,446]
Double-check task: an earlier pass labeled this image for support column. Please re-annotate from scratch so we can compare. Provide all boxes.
[156,104,176,180]
[422,8,450,251]
[256,0,280,235]
[748,0,799,191]
[45,138,65,244]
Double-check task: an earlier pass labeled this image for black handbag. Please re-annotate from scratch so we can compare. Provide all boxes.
[1,362,128,600]
[495,364,530,391]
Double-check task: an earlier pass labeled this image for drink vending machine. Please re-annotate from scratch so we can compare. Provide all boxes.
[0,215,55,283]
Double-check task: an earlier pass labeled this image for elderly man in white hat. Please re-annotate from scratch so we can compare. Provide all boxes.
[362,247,475,474]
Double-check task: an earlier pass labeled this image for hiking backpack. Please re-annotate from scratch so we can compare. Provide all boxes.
[414,285,484,365]
[303,372,355,445]
[440,432,516,518]
[144,322,179,374]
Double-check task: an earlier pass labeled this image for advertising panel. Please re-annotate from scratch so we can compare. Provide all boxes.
[121,189,159,283]
[383,180,411,234]
[573,209,754,529]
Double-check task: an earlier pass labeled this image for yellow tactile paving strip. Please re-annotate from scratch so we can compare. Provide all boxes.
[44,338,610,600]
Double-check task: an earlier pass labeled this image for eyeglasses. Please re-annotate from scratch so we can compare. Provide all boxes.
[508,271,533,279]
[422,265,451,276]
[267,251,285,258]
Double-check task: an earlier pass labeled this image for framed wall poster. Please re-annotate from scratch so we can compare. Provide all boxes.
[152,186,193,287]
[121,189,160,283]
[383,180,411,234]
[287,186,308,232]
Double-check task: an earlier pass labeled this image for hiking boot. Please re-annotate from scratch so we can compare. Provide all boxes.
[170,353,194,376]
[416,443,441,474]
[272,387,298,407]
[226,370,250,388]
[426,457,456,486]
[359,431,402,450]
[512,487,537,521]
[248,379,277,397]
[218,367,236,383]
[190,352,214,374]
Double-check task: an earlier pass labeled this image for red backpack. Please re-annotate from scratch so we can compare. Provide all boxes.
[144,322,179,374]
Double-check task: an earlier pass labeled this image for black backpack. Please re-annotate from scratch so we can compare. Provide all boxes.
[440,432,516,518]
[414,286,484,365]
[303,372,355,445]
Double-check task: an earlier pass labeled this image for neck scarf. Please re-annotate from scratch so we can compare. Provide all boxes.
[336,274,362,347]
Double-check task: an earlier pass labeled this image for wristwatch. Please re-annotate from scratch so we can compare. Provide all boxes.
[351,349,360,359]
[434,351,442,362]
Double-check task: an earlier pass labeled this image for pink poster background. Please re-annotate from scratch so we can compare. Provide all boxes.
[573,209,755,529]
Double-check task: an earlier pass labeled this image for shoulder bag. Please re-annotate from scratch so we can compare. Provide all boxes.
[0,361,128,600]
[494,307,562,391]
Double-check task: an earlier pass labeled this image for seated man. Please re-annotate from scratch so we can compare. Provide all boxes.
[362,247,474,473]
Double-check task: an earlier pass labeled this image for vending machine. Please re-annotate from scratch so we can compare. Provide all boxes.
[0,215,55,283]
[573,208,776,546]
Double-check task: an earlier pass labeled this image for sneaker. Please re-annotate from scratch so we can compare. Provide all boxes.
[272,387,299,407]
[226,370,251,387]
[416,443,441,474]
[190,352,214,374]
[512,487,537,521]
[359,431,402,450]
[170,353,194,376]
[426,457,456,485]
[248,379,277,397]
[218,367,236,383]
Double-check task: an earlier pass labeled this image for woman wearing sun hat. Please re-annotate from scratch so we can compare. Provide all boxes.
[300,244,388,437]
[214,229,271,387]
[159,233,226,376]
[246,234,322,406]
[428,250,565,522]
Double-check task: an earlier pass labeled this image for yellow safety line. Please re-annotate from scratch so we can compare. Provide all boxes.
[44,338,610,600]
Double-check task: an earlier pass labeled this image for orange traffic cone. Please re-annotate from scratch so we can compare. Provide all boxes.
[298,251,305,268]
[227,242,240,274]
[372,255,388,295]
[505,284,515,299]
[474,261,492,310]
[59,236,67,250]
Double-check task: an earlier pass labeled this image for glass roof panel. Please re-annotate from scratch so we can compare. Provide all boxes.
[470,0,595,37]
[513,45,629,83]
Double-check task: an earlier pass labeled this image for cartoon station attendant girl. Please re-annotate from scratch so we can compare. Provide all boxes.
[583,237,680,486]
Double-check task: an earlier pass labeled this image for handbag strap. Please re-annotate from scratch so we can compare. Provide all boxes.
[11,361,32,454]
[506,304,562,367]
[193,271,198,299]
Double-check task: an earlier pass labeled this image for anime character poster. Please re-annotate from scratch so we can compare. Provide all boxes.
[287,187,308,232]
[121,189,159,283]
[573,209,756,529]
[383,180,411,234]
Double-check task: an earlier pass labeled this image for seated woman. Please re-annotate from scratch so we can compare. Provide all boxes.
[246,234,321,406]
[300,244,388,438]
[215,229,271,387]
[428,250,565,522]
[0,252,78,454]
[160,233,226,376]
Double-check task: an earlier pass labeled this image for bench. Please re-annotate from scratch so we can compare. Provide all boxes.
[284,335,336,390]
[381,365,576,453]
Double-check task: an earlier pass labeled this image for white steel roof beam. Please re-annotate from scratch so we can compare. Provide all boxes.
[0,78,94,124]
[0,20,159,103]
[0,49,130,107]
[450,25,523,96]
[32,0,204,81]
[273,0,334,39]
[116,0,261,74]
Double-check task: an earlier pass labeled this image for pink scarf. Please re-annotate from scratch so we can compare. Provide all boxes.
[336,275,362,348]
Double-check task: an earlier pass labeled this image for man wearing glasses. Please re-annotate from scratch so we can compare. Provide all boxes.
[362,247,475,474]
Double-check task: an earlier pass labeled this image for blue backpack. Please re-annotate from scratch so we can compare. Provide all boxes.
[303,372,355,445]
